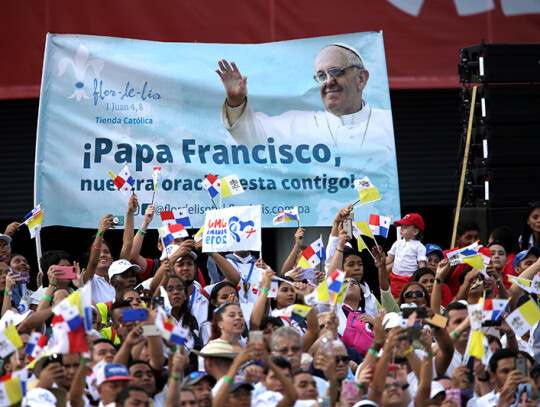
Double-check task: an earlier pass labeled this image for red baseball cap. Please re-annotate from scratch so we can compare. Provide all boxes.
[393,213,425,231]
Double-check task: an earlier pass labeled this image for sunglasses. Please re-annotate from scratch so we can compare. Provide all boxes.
[384,381,402,390]
[403,290,425,299]
[335,355,349,364]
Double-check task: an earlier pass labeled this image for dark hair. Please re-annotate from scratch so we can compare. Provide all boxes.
[292,369,312,379]
[110,299,132,323]
[490,226,520,255]
[127,359,152,371]
[167,275,198,332]
[210,302,242,341]
[207,281,238,320]
[261,316,283,330]
[263,355,291,375]
[81,239,115,269]
[116,288,140,302]
[486,335,502,349]
[411,267,435,283]
[398,281,430,306]
[487,241,509,256]
[457,221,480,237]
[270,276,297,310]
[443,301,467,318]
[342,248,363,265]
[413,226,424,241]
[116,385,149,405]
[530,364,540,382]
[489,348,518,373]
[93,338,116,347]
[521,202,540,250]
[39,250,73,286]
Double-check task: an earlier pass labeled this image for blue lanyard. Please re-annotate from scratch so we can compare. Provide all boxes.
[232,260,255,285]
[190,287,197,308]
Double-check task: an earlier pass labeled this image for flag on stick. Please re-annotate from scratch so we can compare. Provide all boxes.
[353,176,380,206]
[22,204,44,239]
[160,209,191,228]
[108,164,134,194]
[273,206,299,226]
[155,308,190,345]
[0,323,23,358]
[297,237,326,268]
[506,299,540,337]
[304,280,331,306]
[221,175,245,197]
[0,375,22,406]
[202,174,221,199]
[368,214,391,238]
[25,333,48,361]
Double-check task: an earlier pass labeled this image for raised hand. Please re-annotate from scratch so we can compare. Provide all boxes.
[216,60,248,107]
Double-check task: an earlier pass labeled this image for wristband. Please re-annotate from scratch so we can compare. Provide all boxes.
[336,248,344,253]
[370,342,382,352]
[452,330,460,339]
[261,289,269,294]
[506,332,516,339]
[367,348,378,356]
[80,358,88,366]
[92,244,102,250]
[423,351,434,358]
[96,231,104,237]
[222,375,234,384]
[356,383,364,390]
[328,383,338,391]
[170,375,180,381]
[43,294,52,301]
[207,252,214,256]
[477,374,490,382]
[532,395,540,401]
[50,284,57,288]
[4,290,11,296]
[137,229,147,235]
[403,347,414,356]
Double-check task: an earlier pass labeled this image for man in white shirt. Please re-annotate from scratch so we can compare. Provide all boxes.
[216,43,393,149]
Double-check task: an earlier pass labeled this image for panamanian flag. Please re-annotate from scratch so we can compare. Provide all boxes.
[482,299,508,323]
[326,269,345,294]
[368,214,391,238]
[108,164,134,194]
[160,208,191,228]
[159,224,188,247]
[25,332,48,361]
[202,174,221,199]
[297,237,326,268]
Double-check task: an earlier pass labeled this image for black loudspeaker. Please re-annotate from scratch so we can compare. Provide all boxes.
[459,42,540,84]
[471,125,540,167]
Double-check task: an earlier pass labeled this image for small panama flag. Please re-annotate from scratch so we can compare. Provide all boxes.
[23,203,44,239]
[108,164,135,195]
[273,206,299,225]
[368,214,391,238]
[155,307,190,345]
[25,332,48,361]
[160,208,191,228]
[221,174,245,197]
[159,224,188,248]
[152,167,161,191]
[202,174,221,199]
[353,176,380,206]
[297,237,326,268]
[326,269,345,294]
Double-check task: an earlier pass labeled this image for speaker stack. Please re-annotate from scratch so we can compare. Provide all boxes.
[457,41,540,239]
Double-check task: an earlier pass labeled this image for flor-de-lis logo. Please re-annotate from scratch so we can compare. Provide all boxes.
[58,44,104,101]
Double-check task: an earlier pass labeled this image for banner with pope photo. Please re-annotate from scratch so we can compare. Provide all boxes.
[35,32,400,228]
[202,205,261,253]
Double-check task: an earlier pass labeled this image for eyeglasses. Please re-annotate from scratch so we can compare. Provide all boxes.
[384,381,402,390]
[275,345,302,355]
[403,290,425,299]
[335,355,349,364]
[166,286,184,293]
[313,65,358,84]
[0,244,10,250]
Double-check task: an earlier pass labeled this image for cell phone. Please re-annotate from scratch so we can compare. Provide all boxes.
[482,317,502,327]
[402,306,427,319]
[122,309,147,322]
[445,389,461,404]
[42,353,63,370]
[13,271,31,284]
[152,296,164,309]
[515,356,528,377]
[56,265,76,280]
[141,324,161,337]
[341,380,357,399]
[111,215,125,226]
[249,330,263,343]
[299,268,316,280]
[342,216,354,238]
[387,364,398,379]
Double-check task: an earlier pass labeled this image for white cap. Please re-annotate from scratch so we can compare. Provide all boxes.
[383,312,404,329]
[329,42,366,67]
[430,381,446,398]
[108,259,141,279]
[22,388,57,407]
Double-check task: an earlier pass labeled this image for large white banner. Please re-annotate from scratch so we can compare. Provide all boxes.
[202,206,261,252]
[35,32,400,228]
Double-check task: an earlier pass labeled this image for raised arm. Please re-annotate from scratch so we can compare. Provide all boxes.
[328,225,348,277]
[373,246,390,291]
[509,256,540,310]
[2,271,22,316]
[166,350,189,407]
[431,259,450,313]
[215,60,248,108]
[415,329,434,407]
[119,194,138,261]
[130,204,155,272]
[281,228,304,275]
[194,239,240,285]
[250,267,273,330]
[82,214,114,284]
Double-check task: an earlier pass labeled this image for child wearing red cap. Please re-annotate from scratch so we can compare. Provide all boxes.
[386,213,427,298]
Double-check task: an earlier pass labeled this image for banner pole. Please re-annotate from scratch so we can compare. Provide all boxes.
[451,86,477,248]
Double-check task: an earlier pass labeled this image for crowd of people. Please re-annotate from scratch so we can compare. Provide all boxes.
[1,197,540,407]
